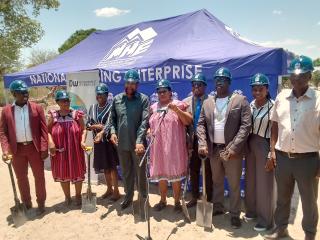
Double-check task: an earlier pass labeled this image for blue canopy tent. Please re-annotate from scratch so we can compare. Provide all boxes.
[4,9,288,194]
[4,9,287,101]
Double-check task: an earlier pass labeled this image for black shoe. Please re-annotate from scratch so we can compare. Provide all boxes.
[120,199,132,210]
[36,205,45,215]
[186,198,197,208]
[243,213,256,221]
[305,233,316,240]
[254,223,267,232]
[264,228,289,239]
[231,217,241,229]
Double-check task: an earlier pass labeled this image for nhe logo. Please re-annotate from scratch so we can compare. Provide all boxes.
[97,27,158,68]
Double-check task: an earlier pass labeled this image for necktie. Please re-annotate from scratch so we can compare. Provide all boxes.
[194,98,201,129]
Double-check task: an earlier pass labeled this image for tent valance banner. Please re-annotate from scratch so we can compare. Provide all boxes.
[4,8,287,102]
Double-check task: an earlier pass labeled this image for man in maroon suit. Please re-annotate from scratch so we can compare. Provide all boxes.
[0,80,48,214]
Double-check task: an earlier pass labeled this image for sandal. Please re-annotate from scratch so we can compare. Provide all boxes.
[65,197,72,206]
[174,201,182,212]
[153,201,167,211]
[75,195,82,206]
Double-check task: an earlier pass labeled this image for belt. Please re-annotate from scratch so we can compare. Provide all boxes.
[17,141,33,146]
[277,150,319,159]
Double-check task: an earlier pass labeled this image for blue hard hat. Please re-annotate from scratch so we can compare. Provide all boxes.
[55,90,70,101]
[214,67,232,81]
[250,73,270,86]
[95,83,109,94]
[191,73,207,85]
[156,79,172,91]
[9,80,28,93]
[288,55,314,75]
[124,69,140,83]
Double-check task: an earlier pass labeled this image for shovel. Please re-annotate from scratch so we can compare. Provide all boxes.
[82,146,97,213]
[4,155,27,227]
[133,193,146,222]
[196,156,213,229]
[181,176,191,223]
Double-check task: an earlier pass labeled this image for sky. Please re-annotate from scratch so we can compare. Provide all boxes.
[22,0,320,63]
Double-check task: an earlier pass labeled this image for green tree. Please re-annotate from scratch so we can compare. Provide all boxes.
[27,48,58,68]
[58,28,98,54]
[0,0,60,76]
[313,58,320,67]
[311,70,320,88]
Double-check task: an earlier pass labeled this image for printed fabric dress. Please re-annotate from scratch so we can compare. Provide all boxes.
[49,110,86,183]
[87,103,119,173]
[149,100,188,182]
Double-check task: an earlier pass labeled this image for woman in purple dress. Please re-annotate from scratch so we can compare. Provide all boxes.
[149,79,192,212]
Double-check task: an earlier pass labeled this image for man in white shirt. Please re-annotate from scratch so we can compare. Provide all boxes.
[0,80,48,214]
[197,67,251,229]
[265,56,320,240]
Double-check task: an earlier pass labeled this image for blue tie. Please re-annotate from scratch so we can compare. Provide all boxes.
[194,98,201,129]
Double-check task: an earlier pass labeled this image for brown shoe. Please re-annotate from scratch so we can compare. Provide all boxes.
[110,191,121,202]
[186,198,197,208]
[264,228,289,239]
[25,202,33,210]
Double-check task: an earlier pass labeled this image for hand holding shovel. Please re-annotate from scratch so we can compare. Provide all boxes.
[3,154,28,227]
[81,146,97,213]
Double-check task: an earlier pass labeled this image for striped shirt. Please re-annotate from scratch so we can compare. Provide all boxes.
[250,99,274,138]
[87,103,112,142]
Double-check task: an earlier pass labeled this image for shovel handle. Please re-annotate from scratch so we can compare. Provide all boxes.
[201,158,206,198]
[7,162,21,206]
[87,153,91,189]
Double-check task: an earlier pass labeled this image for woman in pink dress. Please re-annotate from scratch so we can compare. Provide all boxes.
[48,90,86,205]
[150,79,192,212]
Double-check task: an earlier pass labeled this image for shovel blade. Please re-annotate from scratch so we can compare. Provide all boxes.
[196,200,213,228]
[133,197,146,222]
[81,192,97,213]
[10,204,27,227]
[181,198,191,223]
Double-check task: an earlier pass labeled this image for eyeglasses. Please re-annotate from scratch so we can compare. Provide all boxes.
[157,89,169,95]
[192,82,204,87]
[59,99,70,103]
[215,77,230,83]
[96,93,108,96]
[16,91,29,95]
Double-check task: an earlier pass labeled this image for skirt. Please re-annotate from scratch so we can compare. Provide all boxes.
[93,141,119,173]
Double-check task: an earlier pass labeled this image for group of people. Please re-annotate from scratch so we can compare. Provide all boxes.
[0,55,319,240]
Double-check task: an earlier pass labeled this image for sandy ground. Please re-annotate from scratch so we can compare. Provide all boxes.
[0,148,319,240]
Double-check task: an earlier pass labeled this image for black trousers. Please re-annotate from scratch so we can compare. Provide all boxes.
[189,138,213,201]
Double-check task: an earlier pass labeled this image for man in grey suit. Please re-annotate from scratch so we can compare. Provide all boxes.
[197,67,251,228]
[183,73,213,208]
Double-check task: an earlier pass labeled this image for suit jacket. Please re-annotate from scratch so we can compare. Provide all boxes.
[197,93,251,160]
[0,101,48,154]
[183,94,212,148]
